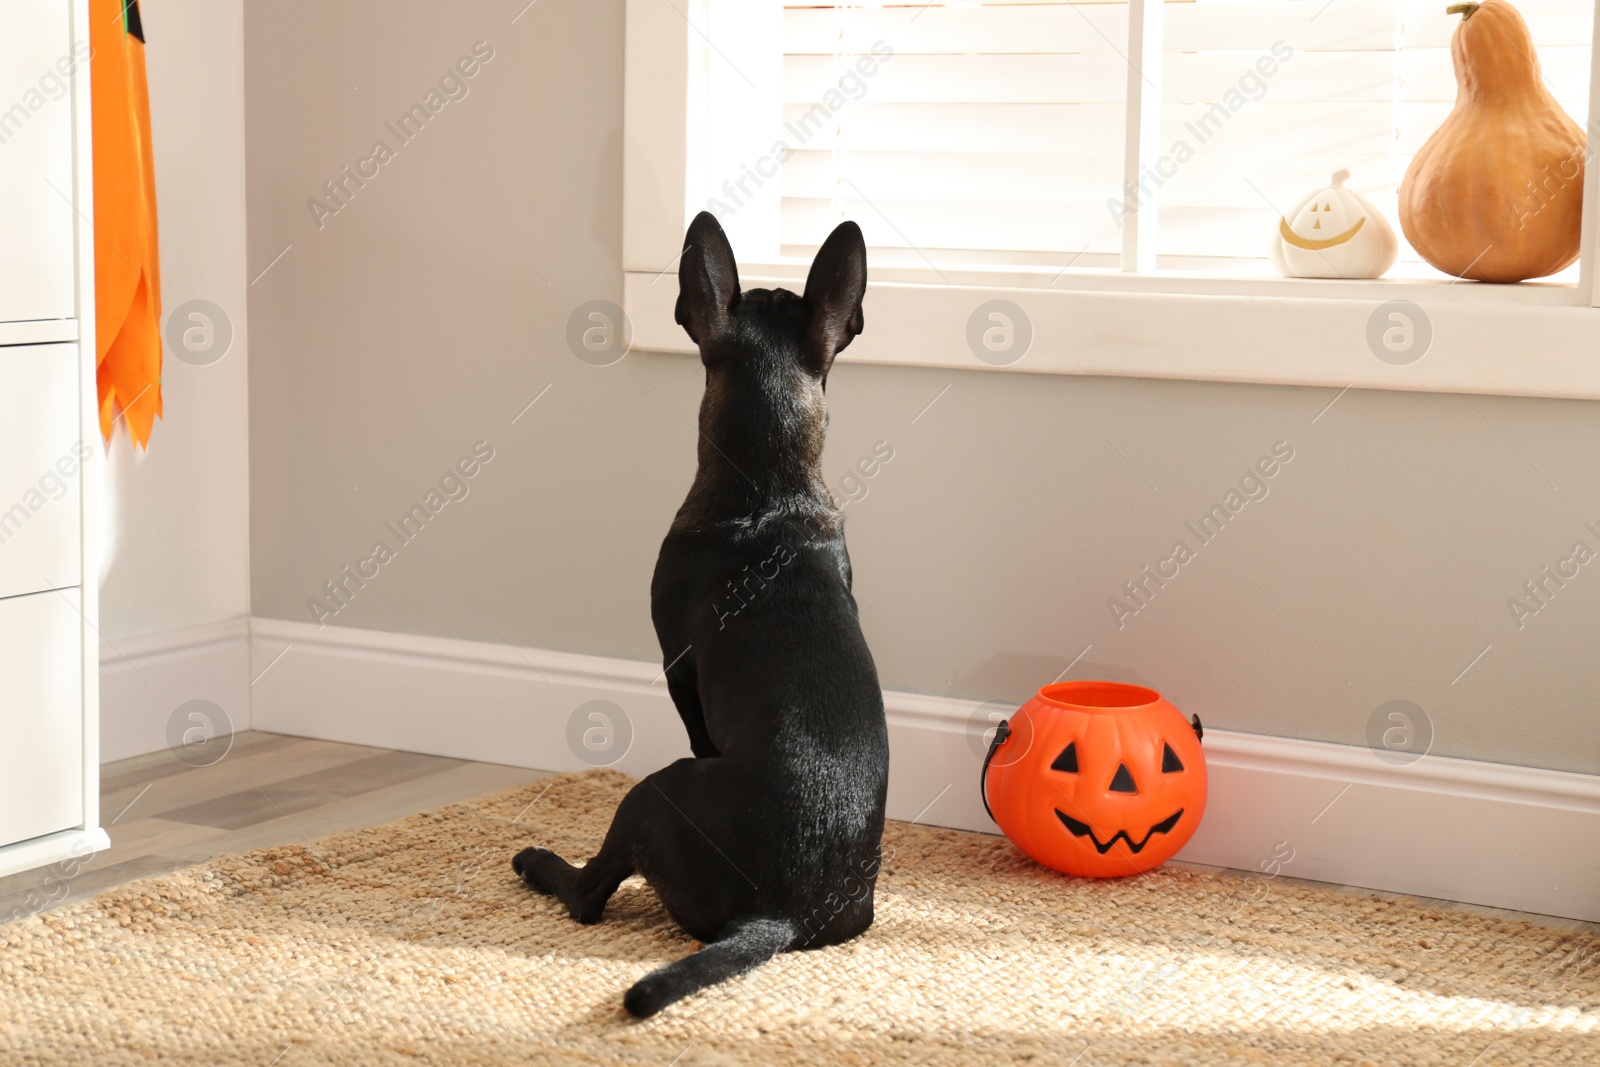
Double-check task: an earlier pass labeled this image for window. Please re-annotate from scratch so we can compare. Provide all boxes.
[622,0,1600,400]
[778,2,1130,272]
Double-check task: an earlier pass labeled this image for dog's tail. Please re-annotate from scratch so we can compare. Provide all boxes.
[624,917,795,1018]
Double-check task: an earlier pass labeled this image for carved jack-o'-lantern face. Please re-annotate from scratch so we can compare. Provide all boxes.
[1270,168,1399,280]
[982,681,1207,878]
[1281,194,1366,250]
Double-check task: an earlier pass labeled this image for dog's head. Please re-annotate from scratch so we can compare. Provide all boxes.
[674,213,867,489]
[676,212,866,388]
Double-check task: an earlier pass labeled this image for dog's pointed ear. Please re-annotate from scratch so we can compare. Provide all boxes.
[802,220,867,376]
[676,211,741,349]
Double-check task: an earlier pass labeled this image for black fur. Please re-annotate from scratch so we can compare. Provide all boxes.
[512,213,888,1017]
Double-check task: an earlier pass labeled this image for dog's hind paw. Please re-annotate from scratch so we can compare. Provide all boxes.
[511,847,556,893]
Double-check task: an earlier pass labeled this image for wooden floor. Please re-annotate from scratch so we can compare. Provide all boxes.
[1,732,1592,936]
[0,731,550,923]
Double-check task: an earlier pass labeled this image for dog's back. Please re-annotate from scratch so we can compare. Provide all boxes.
[653,510,889,941]
[514,212,888,1017]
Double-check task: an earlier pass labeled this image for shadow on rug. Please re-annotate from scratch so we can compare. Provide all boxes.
[2,769,1595,1065]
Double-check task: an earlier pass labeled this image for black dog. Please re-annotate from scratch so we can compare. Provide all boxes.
[513,213,889,1017]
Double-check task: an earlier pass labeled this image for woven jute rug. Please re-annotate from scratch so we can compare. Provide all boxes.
[1,769,1595,1065]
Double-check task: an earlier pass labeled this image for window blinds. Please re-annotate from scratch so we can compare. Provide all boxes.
[782,1,1131,269]
[776,0,1594,274]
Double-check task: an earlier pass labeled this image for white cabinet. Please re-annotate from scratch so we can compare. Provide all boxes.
[0,344,83,600]
[0,590,84,846]
[0,1,78,325]
[0,0,105,882]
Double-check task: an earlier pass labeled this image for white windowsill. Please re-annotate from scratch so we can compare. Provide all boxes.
[625,268,1600,402]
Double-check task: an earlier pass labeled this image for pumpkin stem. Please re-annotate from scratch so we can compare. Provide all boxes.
[1330,168,1350,188]
[1446,2,1480,19]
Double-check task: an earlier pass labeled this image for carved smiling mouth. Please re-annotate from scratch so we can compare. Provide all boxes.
[1054,809,1184,855]
[1278,216,1366,251]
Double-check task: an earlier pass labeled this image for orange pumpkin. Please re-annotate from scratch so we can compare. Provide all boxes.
[981,681,1206,878]
[1398,1,1586,282]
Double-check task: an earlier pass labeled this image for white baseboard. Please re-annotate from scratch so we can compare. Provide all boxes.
[245,616,1600,923]
[99,617,252,763]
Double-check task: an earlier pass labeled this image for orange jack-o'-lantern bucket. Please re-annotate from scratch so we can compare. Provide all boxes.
[981,681,1206,878]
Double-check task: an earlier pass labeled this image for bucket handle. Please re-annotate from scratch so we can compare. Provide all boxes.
[980,719,1011,823]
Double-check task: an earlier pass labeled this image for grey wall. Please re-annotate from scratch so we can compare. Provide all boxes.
[246,0,1599,775]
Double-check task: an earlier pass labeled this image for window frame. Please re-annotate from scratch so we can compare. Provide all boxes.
[622,0,1600,401]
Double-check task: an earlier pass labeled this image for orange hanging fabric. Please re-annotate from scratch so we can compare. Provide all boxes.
[91,0,162,447]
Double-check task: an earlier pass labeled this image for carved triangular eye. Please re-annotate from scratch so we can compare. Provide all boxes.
[1162,743,1183,773]
[1109,763,1137,794]
[1050,742,1079,773]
